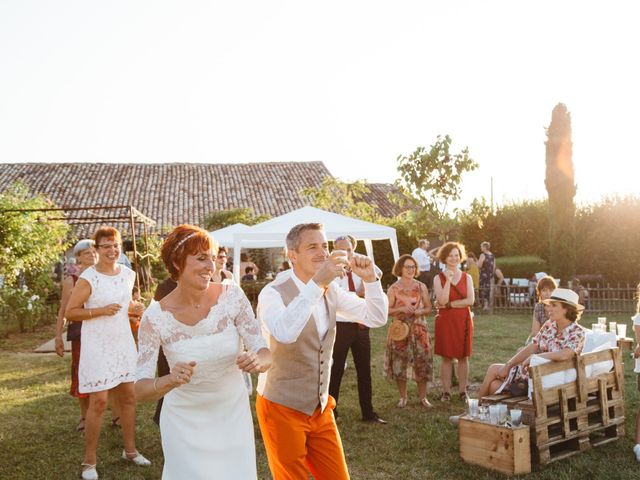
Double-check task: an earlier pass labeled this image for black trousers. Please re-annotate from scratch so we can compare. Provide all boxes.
[328,322,375,420]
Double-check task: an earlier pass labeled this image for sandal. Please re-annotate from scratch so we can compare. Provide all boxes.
[459,391,469,402]
[420,397,433,409]
[76,417,86,432]
[440,392,451,402]
[111,417,121,429]
[397,397,408,408]
[81,463,98,480]
[121,450,152,467]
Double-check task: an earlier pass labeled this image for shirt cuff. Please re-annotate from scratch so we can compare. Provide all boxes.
[633,313,640,326]
[363,280,384,296]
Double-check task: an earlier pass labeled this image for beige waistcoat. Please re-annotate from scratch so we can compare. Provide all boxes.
[261,277,337,416]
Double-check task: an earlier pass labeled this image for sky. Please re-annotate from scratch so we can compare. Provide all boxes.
[1,1,639,209]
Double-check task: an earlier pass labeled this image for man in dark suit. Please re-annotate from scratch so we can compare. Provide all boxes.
[328,234,386,424]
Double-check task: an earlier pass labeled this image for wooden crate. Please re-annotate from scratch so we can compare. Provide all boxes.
[459,417,531,475]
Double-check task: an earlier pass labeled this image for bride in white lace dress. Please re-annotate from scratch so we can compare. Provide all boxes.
[135,225,271,480]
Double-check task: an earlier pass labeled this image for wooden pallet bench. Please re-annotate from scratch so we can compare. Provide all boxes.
[480,347,625,467]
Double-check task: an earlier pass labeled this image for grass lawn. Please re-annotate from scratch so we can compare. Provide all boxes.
[1,312,639,479]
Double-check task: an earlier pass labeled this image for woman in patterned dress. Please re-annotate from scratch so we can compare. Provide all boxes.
[478,288,585,398]
[66,227,150,480]
[384,254,434,408]
[477,241,495,310]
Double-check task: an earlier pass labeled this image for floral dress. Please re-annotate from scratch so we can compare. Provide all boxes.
[479,253,495,302]
[509,319,585,387]
[383,281,433,382]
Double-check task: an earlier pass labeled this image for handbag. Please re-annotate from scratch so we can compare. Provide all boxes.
[388,319,409,341]
[508,366,527,396]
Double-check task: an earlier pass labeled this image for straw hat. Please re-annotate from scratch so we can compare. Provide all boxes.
[542,288,585,311]
[389,320,409,341]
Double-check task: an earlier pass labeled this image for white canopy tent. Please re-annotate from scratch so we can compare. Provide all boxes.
[231,206,400,283]
[208,223,251,247]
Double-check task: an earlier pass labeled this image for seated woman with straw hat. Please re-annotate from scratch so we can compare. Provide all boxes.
[477,288,585,398]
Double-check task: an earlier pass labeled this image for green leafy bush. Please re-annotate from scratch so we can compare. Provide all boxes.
[0,182,70,332]
[496,256,547,279]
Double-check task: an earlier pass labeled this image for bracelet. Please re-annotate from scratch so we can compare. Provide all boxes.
[153,377,159,392]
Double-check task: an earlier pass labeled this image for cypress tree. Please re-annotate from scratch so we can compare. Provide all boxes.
[544,103,576,284]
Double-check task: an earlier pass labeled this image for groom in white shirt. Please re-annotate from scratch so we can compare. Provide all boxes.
[256,223,388,480]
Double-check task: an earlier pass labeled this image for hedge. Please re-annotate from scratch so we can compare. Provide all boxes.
[495,255,547,279]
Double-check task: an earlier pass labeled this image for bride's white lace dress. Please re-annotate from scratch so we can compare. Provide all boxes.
[136,284,267,480]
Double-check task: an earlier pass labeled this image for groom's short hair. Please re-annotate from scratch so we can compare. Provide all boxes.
[286,223,324,251]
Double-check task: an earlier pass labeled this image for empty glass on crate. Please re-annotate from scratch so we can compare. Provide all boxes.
[497,404,508,426]
[511,409,522,427]
[597,316,607,325]
[479,405,489,422]
[467,399,479,418]
[489,405,500,425]
[617,324,627,338]
[609,322,617,334]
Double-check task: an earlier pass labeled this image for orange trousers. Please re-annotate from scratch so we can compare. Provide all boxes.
[256,394,350,480]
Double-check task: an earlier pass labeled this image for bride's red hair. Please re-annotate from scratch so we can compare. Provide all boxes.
[161,224,217,280]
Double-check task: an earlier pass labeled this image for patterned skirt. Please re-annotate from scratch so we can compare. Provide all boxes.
[384,317,433,382]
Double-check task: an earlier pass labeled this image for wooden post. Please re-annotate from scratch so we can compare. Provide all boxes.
[129,206,140,294]
[143,221,151,293]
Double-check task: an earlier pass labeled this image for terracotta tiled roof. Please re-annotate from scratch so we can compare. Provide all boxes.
[359,183,405,218]
[0,162,404,236]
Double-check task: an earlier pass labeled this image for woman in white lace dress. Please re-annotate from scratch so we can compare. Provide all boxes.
[135,225,271,480]
[66,227,150,480]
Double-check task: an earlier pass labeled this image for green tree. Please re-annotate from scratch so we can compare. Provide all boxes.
[395,134,478,240]
[0,182,71,331]
[300,177,380,222]
[459,199,549,260]
[575,196,640,283]
[545,103,576,283]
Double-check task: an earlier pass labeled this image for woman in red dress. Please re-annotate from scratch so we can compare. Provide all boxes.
[434,242,475,402]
